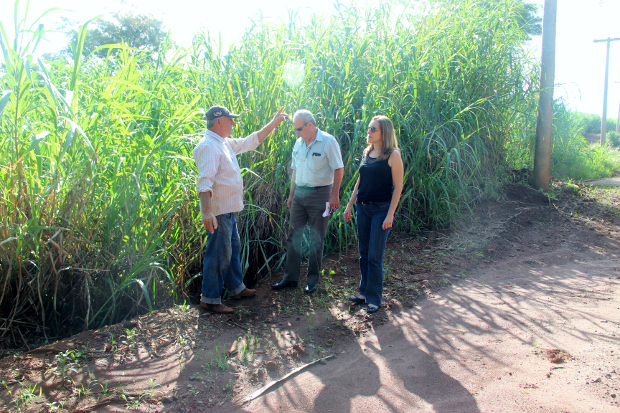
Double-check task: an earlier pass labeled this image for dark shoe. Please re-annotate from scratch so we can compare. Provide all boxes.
[200,302,234,314]
[367,304,381,313]
[349,295,365,304]
[304,283,317,294]
[233,288,256,299]
[271,279,298,290]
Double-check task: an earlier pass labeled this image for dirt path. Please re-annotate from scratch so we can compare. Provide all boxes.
[245,239,620,412]
[585,177,620,187]
[2,182,620,412]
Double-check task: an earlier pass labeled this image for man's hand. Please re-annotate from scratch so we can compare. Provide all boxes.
[199,192,217,234]
[272,106,289,127]
[257,106,289,143]
[328,194,340,210]
[329,168,344,212]
[287,171,296,209]
[202,213,218,234]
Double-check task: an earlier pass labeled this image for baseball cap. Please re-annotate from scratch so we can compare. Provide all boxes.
[205,105,241,121]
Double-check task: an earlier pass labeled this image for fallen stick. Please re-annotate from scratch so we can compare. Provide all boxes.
[242,354,335,403]
[227,320,259,334]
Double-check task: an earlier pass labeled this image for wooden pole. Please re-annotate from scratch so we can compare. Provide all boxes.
[594,37,620,145]
[532,0,557,192]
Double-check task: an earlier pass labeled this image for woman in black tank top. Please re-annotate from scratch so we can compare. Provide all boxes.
[343,116,404,313]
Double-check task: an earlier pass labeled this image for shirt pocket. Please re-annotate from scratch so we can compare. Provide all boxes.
[308,151,327,174]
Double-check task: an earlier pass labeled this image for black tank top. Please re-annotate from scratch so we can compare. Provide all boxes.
[357,155,393,203]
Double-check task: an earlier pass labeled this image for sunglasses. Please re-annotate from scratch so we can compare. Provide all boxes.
[368,126,380,133]
[295,123,307,132]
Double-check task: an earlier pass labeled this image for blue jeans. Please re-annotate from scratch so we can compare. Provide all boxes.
[356,202,391,307]
[200,213,246,305]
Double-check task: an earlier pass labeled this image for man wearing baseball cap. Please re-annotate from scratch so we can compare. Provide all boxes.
[194,105,288,313]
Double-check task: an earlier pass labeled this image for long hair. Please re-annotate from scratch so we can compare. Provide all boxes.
[363,115,399,161]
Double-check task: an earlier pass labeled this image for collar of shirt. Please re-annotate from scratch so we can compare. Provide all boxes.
[301,129,324,150]
[205,129,226,142]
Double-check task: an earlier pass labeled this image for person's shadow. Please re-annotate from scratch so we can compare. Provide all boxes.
[312,324,479,413]
[312,338,382,412]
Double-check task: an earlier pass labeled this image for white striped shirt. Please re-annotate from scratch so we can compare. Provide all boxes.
[193,130,260,217]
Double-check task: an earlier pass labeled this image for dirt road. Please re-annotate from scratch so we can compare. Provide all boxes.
[245,239,620,412]
[1,183,620,412]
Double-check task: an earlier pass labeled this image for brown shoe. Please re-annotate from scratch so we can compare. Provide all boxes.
[233,288,256,299]
[200,302,234,314]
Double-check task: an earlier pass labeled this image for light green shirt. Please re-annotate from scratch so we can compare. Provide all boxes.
[291,129,344,187]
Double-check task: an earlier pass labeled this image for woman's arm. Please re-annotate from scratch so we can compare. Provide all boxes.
[383,150,404,230]
[343,176,361,222]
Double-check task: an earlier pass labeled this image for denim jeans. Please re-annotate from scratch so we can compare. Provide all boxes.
[284,185,331,285]
[356,201,391,307]
[200,213,247,305]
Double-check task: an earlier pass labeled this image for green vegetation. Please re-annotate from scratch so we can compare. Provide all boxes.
[66,13,172,58]
[46,348,88,384]
[571,111,616,135]
[607,131,620,146]
[1,0,619,349]
[550,105,620,181]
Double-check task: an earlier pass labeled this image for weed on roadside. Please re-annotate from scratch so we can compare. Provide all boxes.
[46,349,87,384]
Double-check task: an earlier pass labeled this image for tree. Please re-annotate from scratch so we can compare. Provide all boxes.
[66,13,171,58]
[532,0,557,191]
[433,0,542,39]
[513,1,542,39]
[482,0,542,39]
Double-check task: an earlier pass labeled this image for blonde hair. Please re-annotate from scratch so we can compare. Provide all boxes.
[363,115,399,161]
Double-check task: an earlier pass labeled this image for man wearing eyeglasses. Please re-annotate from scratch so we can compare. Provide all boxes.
[195,105,288,313]
[272,109,344,294]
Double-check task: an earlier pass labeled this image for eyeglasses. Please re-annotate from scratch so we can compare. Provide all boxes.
[368,126,380,133]
[295,123,307,132]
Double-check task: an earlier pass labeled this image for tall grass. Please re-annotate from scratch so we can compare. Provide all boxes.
[571,111,616,135]
[0,0,545,348]
[546,102,620,181]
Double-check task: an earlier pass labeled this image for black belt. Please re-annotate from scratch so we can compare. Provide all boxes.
[358,200,389,205]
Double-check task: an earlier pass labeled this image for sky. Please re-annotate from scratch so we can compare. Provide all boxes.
[551,0,620,117]
[1,0,620,117]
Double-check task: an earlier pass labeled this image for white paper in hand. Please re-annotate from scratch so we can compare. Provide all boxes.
[322,202,330,217]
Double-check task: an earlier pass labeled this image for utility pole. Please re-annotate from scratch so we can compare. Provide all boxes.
[594,37,620,145]
[614,80,620,134]
[532,0,557,192]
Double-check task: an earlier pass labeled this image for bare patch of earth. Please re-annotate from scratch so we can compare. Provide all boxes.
[1,182,620,412]
[583,133,601,144]
[585,176,620,187]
